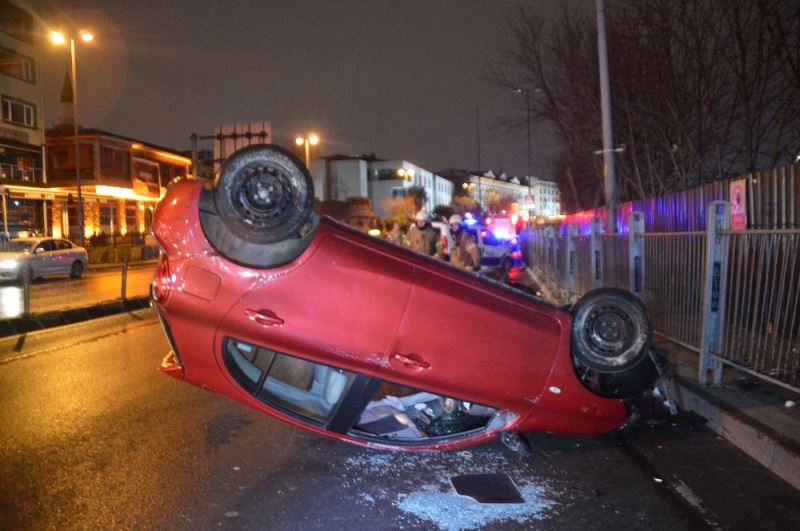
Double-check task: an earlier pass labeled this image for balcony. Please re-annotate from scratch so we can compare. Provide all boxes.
[0,163,44,185]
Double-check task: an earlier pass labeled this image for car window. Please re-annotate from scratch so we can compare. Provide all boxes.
[36,240,56,252]
[223,338,355,423]
[351,381,500,443]
[6,241,33,252]
[56,240,73,250]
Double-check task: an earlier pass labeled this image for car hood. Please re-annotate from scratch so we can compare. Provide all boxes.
[0,251,28,261]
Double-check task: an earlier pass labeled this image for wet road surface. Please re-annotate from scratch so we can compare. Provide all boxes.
[0,264,155,318]
[0,311,798,530]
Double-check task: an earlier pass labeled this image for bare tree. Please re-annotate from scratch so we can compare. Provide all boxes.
[486,0,800,211]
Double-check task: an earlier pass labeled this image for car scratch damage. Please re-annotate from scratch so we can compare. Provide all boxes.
[341,449,558,530]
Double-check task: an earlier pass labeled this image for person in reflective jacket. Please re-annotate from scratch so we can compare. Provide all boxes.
[406,209,440,257]
[448,214,481,271]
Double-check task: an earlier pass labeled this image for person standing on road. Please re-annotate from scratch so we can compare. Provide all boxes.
[406,209,440,257]
[448,214,481,271]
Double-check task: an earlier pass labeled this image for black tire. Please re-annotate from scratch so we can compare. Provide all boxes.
[214,145,314,245]
[571,288,651,373]
[200,145,319,268]
[69,261,84,279]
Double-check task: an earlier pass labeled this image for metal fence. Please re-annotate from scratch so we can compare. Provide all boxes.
[563,163,800,234]
[522,205,800,391]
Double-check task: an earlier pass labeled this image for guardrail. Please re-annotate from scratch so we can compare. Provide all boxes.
[522,204,800,391]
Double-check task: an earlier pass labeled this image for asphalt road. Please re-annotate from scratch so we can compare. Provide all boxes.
[0,311,798,530]
[0,263,155,318]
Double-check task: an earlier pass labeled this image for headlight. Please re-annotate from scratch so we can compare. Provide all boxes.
[0,259,18,270]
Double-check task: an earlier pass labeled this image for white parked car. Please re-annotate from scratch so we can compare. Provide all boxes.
[0,238,89,282]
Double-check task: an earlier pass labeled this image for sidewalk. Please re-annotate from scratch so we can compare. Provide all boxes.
[87,258,158,273]
[661,339,800,490]
[522,267,800,491]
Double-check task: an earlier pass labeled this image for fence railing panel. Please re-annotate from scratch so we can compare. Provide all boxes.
[642,232,707,351]
[720,230,800,387]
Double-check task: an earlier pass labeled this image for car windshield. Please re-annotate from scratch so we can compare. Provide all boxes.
[5,241,34,252]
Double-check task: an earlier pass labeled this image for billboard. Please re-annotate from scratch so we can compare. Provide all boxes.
[213,122,272,173]
[132,158,161,198]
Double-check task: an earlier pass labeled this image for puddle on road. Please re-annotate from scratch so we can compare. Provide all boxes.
[341,449,558,530]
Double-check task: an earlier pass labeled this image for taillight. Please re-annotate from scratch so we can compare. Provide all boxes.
[152,251,172,304]
[441,234,448,255]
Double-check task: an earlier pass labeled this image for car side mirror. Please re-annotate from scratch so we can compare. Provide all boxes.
[34,247,45,254]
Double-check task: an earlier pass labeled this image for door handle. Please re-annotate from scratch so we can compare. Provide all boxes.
[390,353,431,371]
[245,308,285,327]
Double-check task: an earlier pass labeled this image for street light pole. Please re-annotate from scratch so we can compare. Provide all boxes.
[52,29,92,246]
[515,88,541,177]
[294,133,319,169]
[69,36,84,247]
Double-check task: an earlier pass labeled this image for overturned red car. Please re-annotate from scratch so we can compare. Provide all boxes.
[151,145,661,451]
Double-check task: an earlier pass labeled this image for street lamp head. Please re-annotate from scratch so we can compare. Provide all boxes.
[49,31,66,45]
[308,134,319,146]
[295,136,305,146]
[80,30,94,43]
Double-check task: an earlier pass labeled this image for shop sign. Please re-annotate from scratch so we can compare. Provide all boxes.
[22,191,56,200]
[132,158,161,198]
[730,179,747,231]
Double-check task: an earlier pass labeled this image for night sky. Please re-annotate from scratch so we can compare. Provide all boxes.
[38,0,568,179]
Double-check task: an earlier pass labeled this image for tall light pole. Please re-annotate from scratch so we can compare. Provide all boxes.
[514,87,542,177]
[294,133,319,169]
[51,29,93,246]
[596,0,618,234]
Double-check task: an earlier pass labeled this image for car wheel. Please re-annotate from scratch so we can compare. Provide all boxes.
[69,261,84,279]
[570,288,651,373]
[215,145,314,244]
[201,145,318,268]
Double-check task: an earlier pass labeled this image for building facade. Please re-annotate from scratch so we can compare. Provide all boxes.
[0,1,48,237]
[311,156,454,218]
[45,127,190,239]
[442,169,561,219]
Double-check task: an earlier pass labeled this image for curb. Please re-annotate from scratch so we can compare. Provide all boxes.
[671,375,800,491]
[0,297,151,338]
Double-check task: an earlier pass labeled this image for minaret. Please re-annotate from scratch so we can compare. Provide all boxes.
[57,66,74,127]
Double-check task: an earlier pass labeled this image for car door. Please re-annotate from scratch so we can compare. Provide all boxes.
[54,240,75,274]
[31,239,56,276]
[388,264,565,413]
[217,231,414,381]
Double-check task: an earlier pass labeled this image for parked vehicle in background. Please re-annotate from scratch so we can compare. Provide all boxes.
[0,238,88,282]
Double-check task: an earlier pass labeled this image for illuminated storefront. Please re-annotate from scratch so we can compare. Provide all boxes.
[44,127,190,239]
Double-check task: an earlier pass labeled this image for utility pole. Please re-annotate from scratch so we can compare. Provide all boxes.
[596,0,618,233]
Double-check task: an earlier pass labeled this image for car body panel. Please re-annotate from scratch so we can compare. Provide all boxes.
[152,179,628,450]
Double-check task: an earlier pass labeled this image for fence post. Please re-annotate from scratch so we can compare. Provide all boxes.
[566,224,578,303]
[628,211,645,298]
[591,215,604,289]
[121,257,128,301]
[22,266,31,317]
[699,201,731,385]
